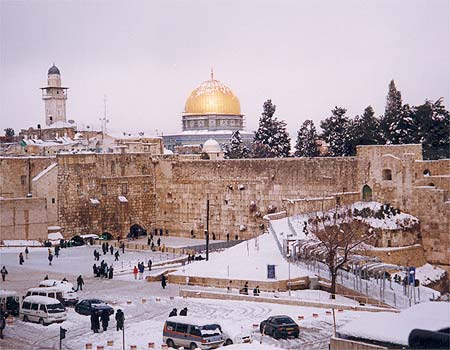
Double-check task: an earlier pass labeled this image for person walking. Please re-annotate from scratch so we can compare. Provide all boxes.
[90,311,98,333]
[108,266,114,279]
[147,236,151,246]
[121,242,125,254]
[157,238,161,247]
[100,310,110,332]
[114,250,120,261]
[138,263,144,280]
[19,252,24,265]
[147,259,152,271]
[0,267,8,282]
[115,309,124,331]
[48,253,54,266]
[110,245,114,255]
[76,275,84,291]
[133,266,138,280]
[25,247,29,259]
[161,274,167,289]
[55,246,60,258]
[93,264,98,277]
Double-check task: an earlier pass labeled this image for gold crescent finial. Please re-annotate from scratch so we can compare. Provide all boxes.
[210,68,214,80]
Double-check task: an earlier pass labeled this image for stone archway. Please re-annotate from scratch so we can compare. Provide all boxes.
[129,224,147,239]
[362,185,373,201]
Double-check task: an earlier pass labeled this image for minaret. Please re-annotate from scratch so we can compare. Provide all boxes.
[40,64,68,126]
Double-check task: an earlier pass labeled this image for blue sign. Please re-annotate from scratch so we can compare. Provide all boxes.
[408,267,416,285]
[267,264,276,279]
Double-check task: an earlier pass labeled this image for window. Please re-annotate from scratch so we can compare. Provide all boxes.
[51,198,55,204]
[165,322,176,332]
[22,302,31,310]
[176,323,188,333]
[382,169,392,181]
[31,303,39,311]
[189,326,202,337]
[111,162,115,175]
[21,175,26,185]
[423,169,431,176]
[77,184,82,196]
[101,184,107,195]
[49,293,55,298]
[40,305,46,312]
[121,183,128,195]
[121,166,125,176]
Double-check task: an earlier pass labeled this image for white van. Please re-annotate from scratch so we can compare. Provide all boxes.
[163,316,224,350]
[38,280,79,305]
[26,287,64,304]
[20,296,67,325]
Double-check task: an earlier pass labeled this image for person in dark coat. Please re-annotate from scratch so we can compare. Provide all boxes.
[121,242,125,254]
[0,306,8,339]
[148,259,152,271]
[169,308,177,317]
[108,266,114,279]
[25,247,29,259]
[91,311,100,333]
[161,274,167,289]
[48,253,53,266]
[114,250,120,261]
[0,267,8,282]
[157,238,161,247]
[93,264,98,277]
[19,252,24,265]
[179,307,188,316]
[115,309,124,331]
[101,310,110,331]
[147,236,151,246]
[55,246,60,258]
[76,275,84,291]
[253,285,261,296]
[110,245,114,255]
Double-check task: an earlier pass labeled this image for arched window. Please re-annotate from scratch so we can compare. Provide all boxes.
[382,169,392,181]
[423,169,431,176]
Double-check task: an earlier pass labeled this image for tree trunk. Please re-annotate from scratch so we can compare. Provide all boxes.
[330,271,337,299]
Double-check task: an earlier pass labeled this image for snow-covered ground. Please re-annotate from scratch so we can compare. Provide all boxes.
[1,245,371,350]
[171,232,311,281]
[338,302,450,346]
[415,264,447,286]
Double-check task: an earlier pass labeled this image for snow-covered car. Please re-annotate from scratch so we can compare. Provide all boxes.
[212,320,252,346]
[38,280,79,306]
[75,299,114,316]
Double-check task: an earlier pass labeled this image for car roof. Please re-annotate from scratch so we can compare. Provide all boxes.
[27,287,63,293]
[23,295,62,305]
[166,316,221,327]
[0,290,18,297]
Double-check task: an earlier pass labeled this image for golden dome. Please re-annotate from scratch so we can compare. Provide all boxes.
[184,73,241,116]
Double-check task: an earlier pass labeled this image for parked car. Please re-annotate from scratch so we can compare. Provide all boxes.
[0,290,20,316]
[221,323,252,346]
[260,315,299,339]
[20,296,67,325]
[75,299,114,316]
[38,280,79,306]
[163,316,224,349]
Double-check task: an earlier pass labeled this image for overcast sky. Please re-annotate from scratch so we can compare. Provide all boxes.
[1,0,449,138]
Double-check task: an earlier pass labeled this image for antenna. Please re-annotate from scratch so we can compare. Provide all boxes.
[99,94,110,136]
[210,67,214,80]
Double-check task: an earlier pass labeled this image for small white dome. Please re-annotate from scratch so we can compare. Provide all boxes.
[202,139,221,153]
[163,148,174,155]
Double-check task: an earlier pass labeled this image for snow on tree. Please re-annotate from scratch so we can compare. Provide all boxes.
[320,106,353,156]
[294,119,319,157]
[252,100,291,158]
[224,130,250,159]
[413,98,450,159]
[381,80,406,144]
[4,128,14,137]
[386,103,417,144]
[349,106,383,153]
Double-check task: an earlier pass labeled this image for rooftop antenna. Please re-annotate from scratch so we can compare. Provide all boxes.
[99,94,110,138]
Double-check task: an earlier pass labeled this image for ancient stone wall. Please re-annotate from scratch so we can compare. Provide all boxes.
[153,157,363,240]
[0,156,54,198]
[33,163,58,226]
[0,197,48,241]
[57,153,156,238]
[358,245,426,267]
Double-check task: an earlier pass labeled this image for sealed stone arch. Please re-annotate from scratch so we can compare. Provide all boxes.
[362,185,372,201]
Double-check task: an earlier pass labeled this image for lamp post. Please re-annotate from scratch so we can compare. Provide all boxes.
[205,199,210,261]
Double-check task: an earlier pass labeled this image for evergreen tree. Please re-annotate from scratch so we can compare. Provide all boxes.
[294,119,319,157]
[224,130,250,159]
[387,103,417,144]
[381,80,404,143]
[350,106,383,151]
[4,128,14,137]
[413,98,450,159]
[252,100,291,158]
[320,106,353,156]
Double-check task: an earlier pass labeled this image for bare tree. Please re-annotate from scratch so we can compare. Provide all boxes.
[309,207,376,299]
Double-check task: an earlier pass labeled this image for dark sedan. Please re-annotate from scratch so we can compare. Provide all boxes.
[74,299,114,316]
[260,315,299,339]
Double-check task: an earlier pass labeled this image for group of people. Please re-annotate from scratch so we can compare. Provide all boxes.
[90,309,125,333]
[168,307,188,317]
[186,254,205,264]
[93,261,114,279]
[133,259,152,280]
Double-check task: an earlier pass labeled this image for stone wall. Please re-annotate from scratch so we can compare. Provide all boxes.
[358,244,426,267]
[153,157,362,240]
[0,197,48,241]
[57,153,156,238]
[0,156,54,197]
[33,163,58,226]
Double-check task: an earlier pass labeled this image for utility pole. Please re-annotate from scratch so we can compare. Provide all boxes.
[205,199,210,261]
[122,318,125,350]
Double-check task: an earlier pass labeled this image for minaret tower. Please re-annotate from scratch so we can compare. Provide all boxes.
[40,64,68,126]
